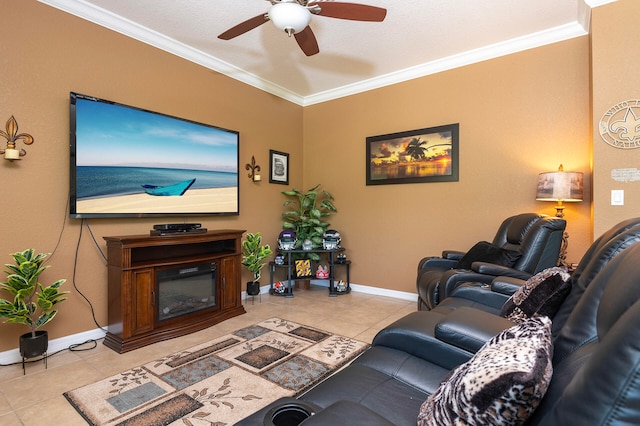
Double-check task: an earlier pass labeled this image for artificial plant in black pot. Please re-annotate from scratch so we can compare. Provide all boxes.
[0,249,68,359]
[281,184,337,262]
[241,233,273,296]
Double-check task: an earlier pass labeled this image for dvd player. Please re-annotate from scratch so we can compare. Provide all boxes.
[150,228,207,236]
[153,223,201,231]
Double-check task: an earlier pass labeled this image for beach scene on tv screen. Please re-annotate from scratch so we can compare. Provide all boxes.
[74,98,239,215]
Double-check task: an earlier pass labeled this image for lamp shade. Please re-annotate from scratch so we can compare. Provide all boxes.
[536,170,584,202]
[268,2,311,35]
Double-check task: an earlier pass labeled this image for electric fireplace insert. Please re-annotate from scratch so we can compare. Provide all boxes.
[156,262,217,322]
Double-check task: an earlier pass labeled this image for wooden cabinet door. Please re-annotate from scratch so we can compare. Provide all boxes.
[131,268,154,336]
[220,256,240,309]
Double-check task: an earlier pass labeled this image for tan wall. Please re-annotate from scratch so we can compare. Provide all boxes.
[592,0,640,236]
[0,1,302,351]
[303,38,592,294]
[1,1,593,352]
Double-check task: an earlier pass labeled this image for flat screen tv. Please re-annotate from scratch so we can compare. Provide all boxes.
[69,92,239,218]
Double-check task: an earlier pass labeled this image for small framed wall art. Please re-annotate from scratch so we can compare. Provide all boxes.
[366,123,459,185]
[269,149,289,185]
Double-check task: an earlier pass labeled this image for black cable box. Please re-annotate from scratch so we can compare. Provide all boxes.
[150,228,207,236]
[153,223,201,231]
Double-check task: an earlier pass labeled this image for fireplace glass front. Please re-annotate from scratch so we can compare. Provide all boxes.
[157,262,217,322]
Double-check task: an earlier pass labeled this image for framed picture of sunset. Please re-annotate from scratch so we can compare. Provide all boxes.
[366,123,459,185]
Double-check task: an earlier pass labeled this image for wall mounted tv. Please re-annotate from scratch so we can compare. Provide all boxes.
[69,92,239,218]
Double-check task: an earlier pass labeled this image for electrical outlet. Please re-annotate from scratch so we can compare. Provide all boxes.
[611,190,624,206]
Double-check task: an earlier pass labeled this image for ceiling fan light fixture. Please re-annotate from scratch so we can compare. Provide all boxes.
[268,2,311,36]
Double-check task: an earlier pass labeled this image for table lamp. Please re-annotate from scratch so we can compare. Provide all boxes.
[536,164,584,266]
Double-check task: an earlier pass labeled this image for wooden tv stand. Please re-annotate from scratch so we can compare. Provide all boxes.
[103,229,246,353]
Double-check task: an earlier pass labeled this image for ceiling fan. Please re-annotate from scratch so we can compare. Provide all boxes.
[218,0,387,56]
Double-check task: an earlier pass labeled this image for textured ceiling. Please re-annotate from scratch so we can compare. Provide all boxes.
[39,0,601,105]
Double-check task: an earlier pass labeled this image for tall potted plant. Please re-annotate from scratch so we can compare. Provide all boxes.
[241,233,273,296]
[281,184,337,261]
[0,249,68,358]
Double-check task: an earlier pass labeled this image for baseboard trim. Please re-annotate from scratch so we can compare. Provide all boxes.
[347,282,419,302]
[242,281,418,302]
[0,328,107,366]
[2,284,416,364]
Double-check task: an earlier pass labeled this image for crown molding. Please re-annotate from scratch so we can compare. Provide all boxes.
[583,0,617,7]
[38,0,305,105]
[303,22,587,106]
[39,0,589,107]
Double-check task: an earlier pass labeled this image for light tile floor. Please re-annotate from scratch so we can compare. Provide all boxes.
[0,285,416,425]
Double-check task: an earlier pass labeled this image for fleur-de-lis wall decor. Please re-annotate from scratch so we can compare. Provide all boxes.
[245,155,262,181]
[0,116,34,161]
[599,100,640,149]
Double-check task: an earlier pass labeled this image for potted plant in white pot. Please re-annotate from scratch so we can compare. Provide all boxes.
[241,233,273,296]
[0,248,68,359]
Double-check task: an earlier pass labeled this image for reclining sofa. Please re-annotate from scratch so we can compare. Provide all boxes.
[416,213,566,310]
[432,216,640,317]
[237,219,640,426]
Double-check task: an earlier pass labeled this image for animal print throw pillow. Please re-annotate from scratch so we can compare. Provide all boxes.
[500,266,572,324]
[417,316,553,426]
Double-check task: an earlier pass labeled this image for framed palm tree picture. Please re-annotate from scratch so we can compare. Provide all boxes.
[366,123,459,185]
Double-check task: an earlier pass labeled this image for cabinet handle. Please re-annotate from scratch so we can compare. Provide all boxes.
[151,290,155,306]
[222,277,226,290]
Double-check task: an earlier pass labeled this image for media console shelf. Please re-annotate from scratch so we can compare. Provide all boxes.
[103,229,246,353]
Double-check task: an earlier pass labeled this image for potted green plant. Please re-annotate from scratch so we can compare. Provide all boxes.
[281,184,337,261]
[0,248,68,358]
[241,233,273,296]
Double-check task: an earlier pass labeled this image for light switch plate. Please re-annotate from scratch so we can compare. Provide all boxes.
[611,190,624,206]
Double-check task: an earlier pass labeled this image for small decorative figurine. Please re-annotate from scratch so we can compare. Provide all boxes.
[278,230,297,251]
[336,253,347,264]
[273,281,286,293]
[302,239,313,250]
[316,265,329,279]
[336,280,347,292]
[323,230,341,250]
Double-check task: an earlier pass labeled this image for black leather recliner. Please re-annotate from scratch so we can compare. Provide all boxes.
[236,218,640,426]
[337,218,640,381]
[434,216,640,317]
[374,220,640,362]
[417,213,566,310]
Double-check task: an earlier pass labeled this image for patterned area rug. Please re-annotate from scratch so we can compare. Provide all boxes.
[64,318,369,425]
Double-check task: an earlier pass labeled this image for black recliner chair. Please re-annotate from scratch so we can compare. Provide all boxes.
[236,218,640,426]
[349,218,640,372]
[435,216,640,316]
[417,213,566,310]
[380,219,640,359]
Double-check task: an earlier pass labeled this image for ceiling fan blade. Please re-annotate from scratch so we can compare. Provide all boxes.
[294,26,320,56]
[218,14,268,40]
[310,2,387,22]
